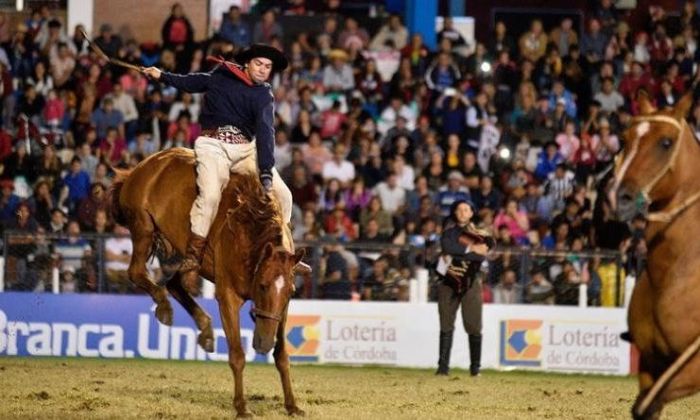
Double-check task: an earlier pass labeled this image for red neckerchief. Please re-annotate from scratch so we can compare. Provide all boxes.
[206,55,253,86]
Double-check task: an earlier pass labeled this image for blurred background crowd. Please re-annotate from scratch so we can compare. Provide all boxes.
[1,0,692,305]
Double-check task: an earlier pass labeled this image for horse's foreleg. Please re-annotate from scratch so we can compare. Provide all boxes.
[273,308,303,416]
[127,214,172,325]
[633,360,663,420]
[216,285,250,418]
[166,274,214,352]
[635,339,700,419]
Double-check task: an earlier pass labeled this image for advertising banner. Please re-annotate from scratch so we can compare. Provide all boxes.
[0,293,631,375]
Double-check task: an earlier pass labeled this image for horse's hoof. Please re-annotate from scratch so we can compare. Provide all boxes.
[155,302,173,326]
[236,412,253,419]
[287,407,305,417]
[198,331,214,353]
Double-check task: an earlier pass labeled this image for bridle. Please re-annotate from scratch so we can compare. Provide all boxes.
[249,244,294,323]
[613,115,700,223]
[249,306,282,322]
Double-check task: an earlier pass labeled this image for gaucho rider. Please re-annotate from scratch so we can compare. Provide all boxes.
[142,44,293,293]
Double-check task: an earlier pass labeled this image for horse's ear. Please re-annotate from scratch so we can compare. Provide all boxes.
[262,242,274,260]
[673,92,694,120]
[293,248,305,265]
[638,89,655,115]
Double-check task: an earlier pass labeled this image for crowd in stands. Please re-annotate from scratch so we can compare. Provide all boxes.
[1,0,686,304]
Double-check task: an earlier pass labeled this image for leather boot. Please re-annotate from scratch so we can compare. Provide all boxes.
[180,233,207,295]
[469,334,482,377]
[435,331,453,375]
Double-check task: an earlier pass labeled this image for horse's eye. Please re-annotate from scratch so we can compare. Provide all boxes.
[659,137,673,150]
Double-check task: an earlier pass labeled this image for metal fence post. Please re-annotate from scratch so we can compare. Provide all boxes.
[0,231,6,292]
[97,234,105,293]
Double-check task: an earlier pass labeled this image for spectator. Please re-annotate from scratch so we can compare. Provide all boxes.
[437,17,467,47]
[519,19,548,62]
[436,171,471,217]
[549,18,578,57]
[424,52,460,94]
[301,130,331,176]
[594,77,625,113]
[253,9,284,45]
[525,267,555,304]
[105,223,136,293]
[319,100,347,139]
[372,172,406,214]
[322,50,355,94]
[77,182,109,232]
[555,120,581,162]
[218,6,251,47]
[343,177,372,220]
[53,219,91,272]
[62,156,91,212]
[581,18,608,65]
[369,14,408,51]
[91,97,124,140]
[94,23,122,58]
[493,269,524,304]
[337,17,369,51]
[111,83,139,141]
[494,198,530,245]
[359,196,393,237]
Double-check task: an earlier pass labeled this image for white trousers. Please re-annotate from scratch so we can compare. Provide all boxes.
[190,136,292,238]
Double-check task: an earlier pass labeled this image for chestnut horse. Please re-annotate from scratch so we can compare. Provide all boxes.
[610,93,700,419]
[110,148,304,417]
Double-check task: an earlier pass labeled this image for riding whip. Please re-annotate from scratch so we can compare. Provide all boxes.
[80,28,143,72]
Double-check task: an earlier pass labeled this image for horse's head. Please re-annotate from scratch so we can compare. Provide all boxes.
[250,242,305,354]
[609,92,696,222]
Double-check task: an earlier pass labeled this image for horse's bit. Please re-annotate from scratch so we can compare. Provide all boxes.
[614,115,700,223]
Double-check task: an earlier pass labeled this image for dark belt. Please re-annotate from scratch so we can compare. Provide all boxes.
[201,126,250,145]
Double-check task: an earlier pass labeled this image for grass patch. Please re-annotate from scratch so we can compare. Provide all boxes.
[0,357,699,419]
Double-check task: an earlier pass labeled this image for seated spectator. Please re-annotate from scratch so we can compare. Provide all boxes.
[493,269,524,304]
[77,182,109,232]
[318,178,344,214]
[553,260,582,305]
[105,224,135,293]
[4,201,39,290]
[62,156,91,213]
[494,198,530,245]
[359,196,393,237]
[378,96,417,138]
[98,127,128,167]
[555,120,581,162]
[322,143,355,186]
[372,172,407,214]
[519,19,548,62]
[323,204,357,242]
[525,267,555,304]
[594,77,625,113]
[343,177,372,220]
[361,256,402,301]
[91,97,124,140]
[322,50,355,94]
[472,175,503,212]
[289,165,318,212]
[301,130,332,176]
[319,240,352,299]
[435,171,471,217]
[218,6,251,47]
[369,14,408,51]
[53,219,91,272]
[424,52,460,94]
[27,179,55,230]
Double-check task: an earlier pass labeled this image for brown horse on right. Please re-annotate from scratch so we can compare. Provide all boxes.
[610,93,700,419]
[110,147,305,417]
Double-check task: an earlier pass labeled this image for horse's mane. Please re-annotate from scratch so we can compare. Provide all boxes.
[227,174,285,250]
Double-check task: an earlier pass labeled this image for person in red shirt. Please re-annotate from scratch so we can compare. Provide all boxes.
[319,100,347,140]
[98,127,127,166]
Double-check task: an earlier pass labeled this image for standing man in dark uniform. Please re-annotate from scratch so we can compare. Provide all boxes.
[142,44,294,294]
[436,199,494,376]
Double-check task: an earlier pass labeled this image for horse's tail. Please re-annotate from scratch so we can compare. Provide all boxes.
[109,167,132,226]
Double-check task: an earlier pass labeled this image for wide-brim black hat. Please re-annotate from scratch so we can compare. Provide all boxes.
[235,44,288,73]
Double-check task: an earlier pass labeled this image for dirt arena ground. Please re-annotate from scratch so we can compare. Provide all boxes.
[1,357,698,419]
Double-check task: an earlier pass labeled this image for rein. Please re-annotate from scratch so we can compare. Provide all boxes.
[615,115,700,224]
